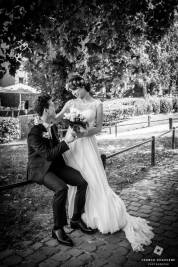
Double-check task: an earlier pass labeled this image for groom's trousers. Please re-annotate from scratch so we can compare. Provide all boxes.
[43,164,87,230]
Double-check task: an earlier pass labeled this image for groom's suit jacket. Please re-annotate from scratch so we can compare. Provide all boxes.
[27,123,69,184]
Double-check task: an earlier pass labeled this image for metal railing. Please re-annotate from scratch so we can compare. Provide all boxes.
[101,127,176,169]
[102,116,178,137]
[0,120,177,191]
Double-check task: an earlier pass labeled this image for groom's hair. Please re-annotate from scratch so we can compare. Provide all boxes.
[34,94,51,117]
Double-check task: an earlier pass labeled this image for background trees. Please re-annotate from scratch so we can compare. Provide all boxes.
[0,0,178,102]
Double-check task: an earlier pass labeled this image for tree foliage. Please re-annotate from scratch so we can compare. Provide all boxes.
[0,0,178,100]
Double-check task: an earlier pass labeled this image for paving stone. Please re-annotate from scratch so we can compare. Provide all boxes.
[19,262,37,267]
[3,255,22,266]
[130,202,142,207]
[45,239,58,247]
[159,218,173,225]
[26,250,48,263]
[140,205,153,210]
[76,253,93,264]
[39,258,59,267]
[153,226,166,234]
[96,247,112,259]
[21,241,33,247]
[172,222,178,228]
[141,246,153,255]
[149,221,160,227]
[51,251,71,263]
[108,254,127,265]
[114,246,130,256]
[62,253,92,267]
[124,260,144,267]
[92,239,106,248]
[163,215,177,222]
[128,210,139,216]
[149,215,162,222]
[163,231,177,239]
[165,211,177,216]
[79,242,97,252]
[68,248,83,257]
[119,240,131,249]
[150,211,164,218]
[39,246,60,256]
[138,212,151,218]
[31,242,43,250]
[126,251,143,261]
[16,248,34,257]
[40,237,51,243]
[128,206,139,211]
[0,249,14,260]
[138,209,152,214]
[89,258,108,267]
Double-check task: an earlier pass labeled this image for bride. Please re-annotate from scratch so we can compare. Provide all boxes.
[56,75,154,252]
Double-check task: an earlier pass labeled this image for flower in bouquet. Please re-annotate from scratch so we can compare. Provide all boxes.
[64,108,88,133]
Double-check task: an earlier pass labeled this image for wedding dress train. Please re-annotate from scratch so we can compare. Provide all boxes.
[62,99,154,251]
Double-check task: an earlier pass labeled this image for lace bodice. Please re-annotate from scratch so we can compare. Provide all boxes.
[69,99,101,127]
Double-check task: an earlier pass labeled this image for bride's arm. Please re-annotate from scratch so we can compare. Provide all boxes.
[83,101,103,137]
[55,101,71,122]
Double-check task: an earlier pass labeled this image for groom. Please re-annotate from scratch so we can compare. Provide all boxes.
[27,94,95,247]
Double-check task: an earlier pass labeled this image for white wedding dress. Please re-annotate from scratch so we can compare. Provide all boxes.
[63,98,154,251]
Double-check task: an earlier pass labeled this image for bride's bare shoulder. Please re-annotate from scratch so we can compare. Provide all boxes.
[65,98,75,108]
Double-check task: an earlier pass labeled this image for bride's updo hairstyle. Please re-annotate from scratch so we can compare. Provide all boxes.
[67,75,91,92]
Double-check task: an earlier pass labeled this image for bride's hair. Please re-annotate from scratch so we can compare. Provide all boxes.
[67,75,91,92]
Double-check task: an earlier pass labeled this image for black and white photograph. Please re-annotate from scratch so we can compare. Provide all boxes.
[0,0,178,266]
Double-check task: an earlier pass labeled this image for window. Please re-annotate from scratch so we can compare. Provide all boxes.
[19,77,24,84]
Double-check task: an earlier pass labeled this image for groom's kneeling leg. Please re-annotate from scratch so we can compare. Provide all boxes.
[43,171,68,230]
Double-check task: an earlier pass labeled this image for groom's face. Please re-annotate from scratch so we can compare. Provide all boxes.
[44,99,56,120]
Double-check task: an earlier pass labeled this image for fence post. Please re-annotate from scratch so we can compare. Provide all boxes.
[115,124,117,137]
[101,154,106,169]
[172,127,175,149]
[169,118,173,130]
[148,115,151,127]
[109,122,111,134]
[151,136,156,166]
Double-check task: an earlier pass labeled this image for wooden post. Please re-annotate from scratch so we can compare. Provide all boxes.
[19,118,22,139]
[169,118,173,130]
[109,122,111,134]
[101,154,106,169]
[151,136,155,166]
[115,124,117,137]
[172,127,175,149]
[19,93,21,109]
[148,115,151,127]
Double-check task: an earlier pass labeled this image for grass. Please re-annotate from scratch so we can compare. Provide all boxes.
[0,135,176,250]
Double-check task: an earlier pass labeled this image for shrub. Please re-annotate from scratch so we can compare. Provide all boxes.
[0,118,20,143]
[149,96,160,114]
[134,98,147,116]
[160,97,173,113]
[145,99,153,114]
[172,96,178,112]
[122,105,135,117]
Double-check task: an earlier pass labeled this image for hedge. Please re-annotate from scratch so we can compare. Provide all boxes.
[0,118,20,143]
[103,96,177,125]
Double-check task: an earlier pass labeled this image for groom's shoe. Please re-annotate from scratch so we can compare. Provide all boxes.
[52,228,74,247]
[70,219,97,234]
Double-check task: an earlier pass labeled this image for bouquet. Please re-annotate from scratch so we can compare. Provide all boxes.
[64,108,89,133]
